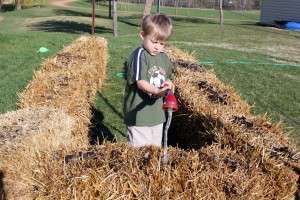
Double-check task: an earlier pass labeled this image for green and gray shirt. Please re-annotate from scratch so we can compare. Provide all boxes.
[124,46,173,126]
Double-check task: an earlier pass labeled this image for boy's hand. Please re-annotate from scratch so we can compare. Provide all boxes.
[153,81,175,98]
[163,80,175,92]
[136,80,175,98]
[154,86,169,98]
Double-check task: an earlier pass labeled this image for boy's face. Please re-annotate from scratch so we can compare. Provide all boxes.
[140,32,166,56]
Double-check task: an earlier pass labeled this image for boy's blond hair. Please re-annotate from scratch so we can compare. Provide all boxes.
[142,14,173,41]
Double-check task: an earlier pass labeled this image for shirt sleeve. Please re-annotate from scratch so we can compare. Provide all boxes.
[127,47,148,85]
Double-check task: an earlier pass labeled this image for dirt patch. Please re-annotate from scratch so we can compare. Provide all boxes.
[0,16,4,23]
[48,0,79,8]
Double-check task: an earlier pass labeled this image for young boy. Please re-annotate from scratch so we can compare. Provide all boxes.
[123,14,175,147]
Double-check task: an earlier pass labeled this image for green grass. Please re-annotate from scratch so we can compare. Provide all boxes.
[0,3,299,145]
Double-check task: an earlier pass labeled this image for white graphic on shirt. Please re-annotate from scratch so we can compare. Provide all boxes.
[148,66,166,88]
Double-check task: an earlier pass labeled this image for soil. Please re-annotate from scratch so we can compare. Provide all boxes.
[48,0,79,8]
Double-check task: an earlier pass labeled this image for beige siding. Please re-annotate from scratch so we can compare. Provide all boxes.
[260,0,300,25]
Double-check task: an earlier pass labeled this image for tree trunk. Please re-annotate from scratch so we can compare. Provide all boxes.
[188,0,192,8]
[240,0,246,11]
[109,0,112,19]
[241,0,246,11]
[15,0,21,10]
[157,0,160,14]
[219,0,224,27]
[91,0,95,34]
[113,0,118,37]
[143,0,154,17]
[175,0,179,16]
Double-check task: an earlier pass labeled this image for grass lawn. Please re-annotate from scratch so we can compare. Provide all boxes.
[0,2,299,145]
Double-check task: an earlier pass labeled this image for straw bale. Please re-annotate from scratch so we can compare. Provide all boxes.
[4,39,298,199]
[42,36,107,77]
[165,46,299,197]
[0,107,74,200]
[1,36,108,199]
[31,143,297,199]
[0,107,74,151]
[165,46,197,64]
[18,36,108,147]
[166,46,297,152]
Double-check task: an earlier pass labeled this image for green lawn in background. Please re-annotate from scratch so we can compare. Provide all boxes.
[0,2,299,145]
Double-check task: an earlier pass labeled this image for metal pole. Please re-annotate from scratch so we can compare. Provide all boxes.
[163,110,172,165]
[113,0,118,37]
[219,0,223,28]
[92,0,95,34]
[157,0,160,13]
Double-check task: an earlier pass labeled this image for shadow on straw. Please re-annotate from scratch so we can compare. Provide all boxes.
[0,171,6,200]
[88,106,116,145]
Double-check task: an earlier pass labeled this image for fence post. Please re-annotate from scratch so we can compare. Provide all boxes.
[113,0,118,37]
[91,0,95,35]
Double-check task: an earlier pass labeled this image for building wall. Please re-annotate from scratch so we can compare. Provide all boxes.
[260,0,300,25]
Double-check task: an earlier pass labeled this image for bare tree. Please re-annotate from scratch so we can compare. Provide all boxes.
[143,0,154,17]
[188,0,193,8]
[219,0,224,27]
[113,0,118,37]
[175,0,179,15]
[109,0,112,19]
[240,0,244,10]
[240,0,246,12]
[15,0,21,10]
[91,0,96,34]
[157,0,160,13]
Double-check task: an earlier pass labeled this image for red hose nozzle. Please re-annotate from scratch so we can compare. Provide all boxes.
[163,91,178,111]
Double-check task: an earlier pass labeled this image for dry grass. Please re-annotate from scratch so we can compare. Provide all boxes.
[18,35,108,148]
[167,46,299,197]
[1,38,298,199]
[167,46,298,163]
[0,107,74,199]
[0,36,108,199]
[25,45,299,199]
[31,143,298,199]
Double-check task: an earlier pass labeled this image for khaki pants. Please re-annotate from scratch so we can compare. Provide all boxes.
[127,123,163,147]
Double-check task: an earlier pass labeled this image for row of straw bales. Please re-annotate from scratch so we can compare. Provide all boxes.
[0,36,108,199]
[30,144,297,199]
[167,46,299,196]
[18,36,107,147]
[24,46,299,199]
[167,46,298,167]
